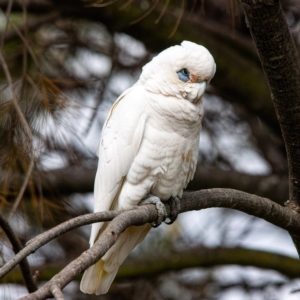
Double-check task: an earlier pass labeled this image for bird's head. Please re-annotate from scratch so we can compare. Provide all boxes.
[140,41,216,104]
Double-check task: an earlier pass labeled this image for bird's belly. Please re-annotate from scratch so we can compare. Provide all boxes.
[119,125,199,209]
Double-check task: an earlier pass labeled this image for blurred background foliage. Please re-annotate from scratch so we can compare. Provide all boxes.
[1,0,300,299]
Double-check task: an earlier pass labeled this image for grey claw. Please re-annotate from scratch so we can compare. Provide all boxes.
[165,196,181,225]
[140,195,167,227]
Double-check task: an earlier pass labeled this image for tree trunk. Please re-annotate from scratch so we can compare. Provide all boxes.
[240,0,300,254]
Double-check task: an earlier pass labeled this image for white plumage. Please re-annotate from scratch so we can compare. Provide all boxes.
[80,41,216,295]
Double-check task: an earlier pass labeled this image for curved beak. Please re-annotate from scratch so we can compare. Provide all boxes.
[191,81,207,104]
[198,81,207,98]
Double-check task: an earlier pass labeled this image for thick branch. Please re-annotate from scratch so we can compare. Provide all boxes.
[240,0,300,256]
[118,247,300,280]
[189,165,288,204]
[181,189,300,233]
[9,188,300,300]
[3,247,300,283]
[13,165,288,205]
[239,0,300,206]
[2,189,298,284]
[0,214,37,293]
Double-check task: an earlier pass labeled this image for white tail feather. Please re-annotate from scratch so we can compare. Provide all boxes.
[80,224,151,295]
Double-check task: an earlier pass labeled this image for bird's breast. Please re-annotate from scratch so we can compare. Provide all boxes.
[126,120,200,200]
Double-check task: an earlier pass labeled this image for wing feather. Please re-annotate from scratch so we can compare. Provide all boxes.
[90,85,147,245]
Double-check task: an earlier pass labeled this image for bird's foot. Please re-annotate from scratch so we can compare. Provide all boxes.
[140,195,181,227]
[165,196,181,225]
[139,195,167,228]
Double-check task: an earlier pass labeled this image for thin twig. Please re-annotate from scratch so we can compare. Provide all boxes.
[1,12,59,45]
[21,0,28,79]
[0,214,37,293]
[168,0,185,38]
[19,205,157,300]
[0,0,36,222]
[119,0,133,10]
[130,0,159,25]
[0,7,41,70]
[155,0,170,24]
[0,0,13,49]
[89,0,119,8]
[84,42,117,135]
[0,211,119,278]
[0,51,34,221]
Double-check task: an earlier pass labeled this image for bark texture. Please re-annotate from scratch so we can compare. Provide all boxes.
[240,0,300,254]
[5,188,299,300]
[10,165,289,205]
[3,247,300,284]
[118,247,300,280]
[240,0,300,205]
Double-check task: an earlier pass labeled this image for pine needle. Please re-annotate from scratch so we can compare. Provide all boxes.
[130,0,159,25]
[155,0,170,24]
[169,0,185,38]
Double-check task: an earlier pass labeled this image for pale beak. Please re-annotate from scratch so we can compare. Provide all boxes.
[191,81,207,104]
[197,81,206,98]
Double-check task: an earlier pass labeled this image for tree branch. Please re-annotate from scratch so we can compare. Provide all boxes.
[181,189,300,233]
[117,247,300,280]
[9,164,288,205]
[240,0,300,254]
[0,11,59,44]
[239,0,300,205]
[0,214,37,293]
[18,206,157,300]
[0,49,34,221]
[3,188,297,300]
[50,284,64,300]
[3,247,300,284]
[189,165,288,204]
[0,211,119,279]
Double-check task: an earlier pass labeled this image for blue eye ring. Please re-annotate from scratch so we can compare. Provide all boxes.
[177,68,190,82]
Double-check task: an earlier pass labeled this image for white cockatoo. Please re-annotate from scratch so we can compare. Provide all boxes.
[80,41,216,295]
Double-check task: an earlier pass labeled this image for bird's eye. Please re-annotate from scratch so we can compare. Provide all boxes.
[177,68,190,82]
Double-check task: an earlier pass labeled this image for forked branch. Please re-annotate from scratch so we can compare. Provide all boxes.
[0,214,37,293]
[1,188,296,300]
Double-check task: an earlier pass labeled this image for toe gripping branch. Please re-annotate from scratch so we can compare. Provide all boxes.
[165,196,181,225]
[140,195,181,228]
